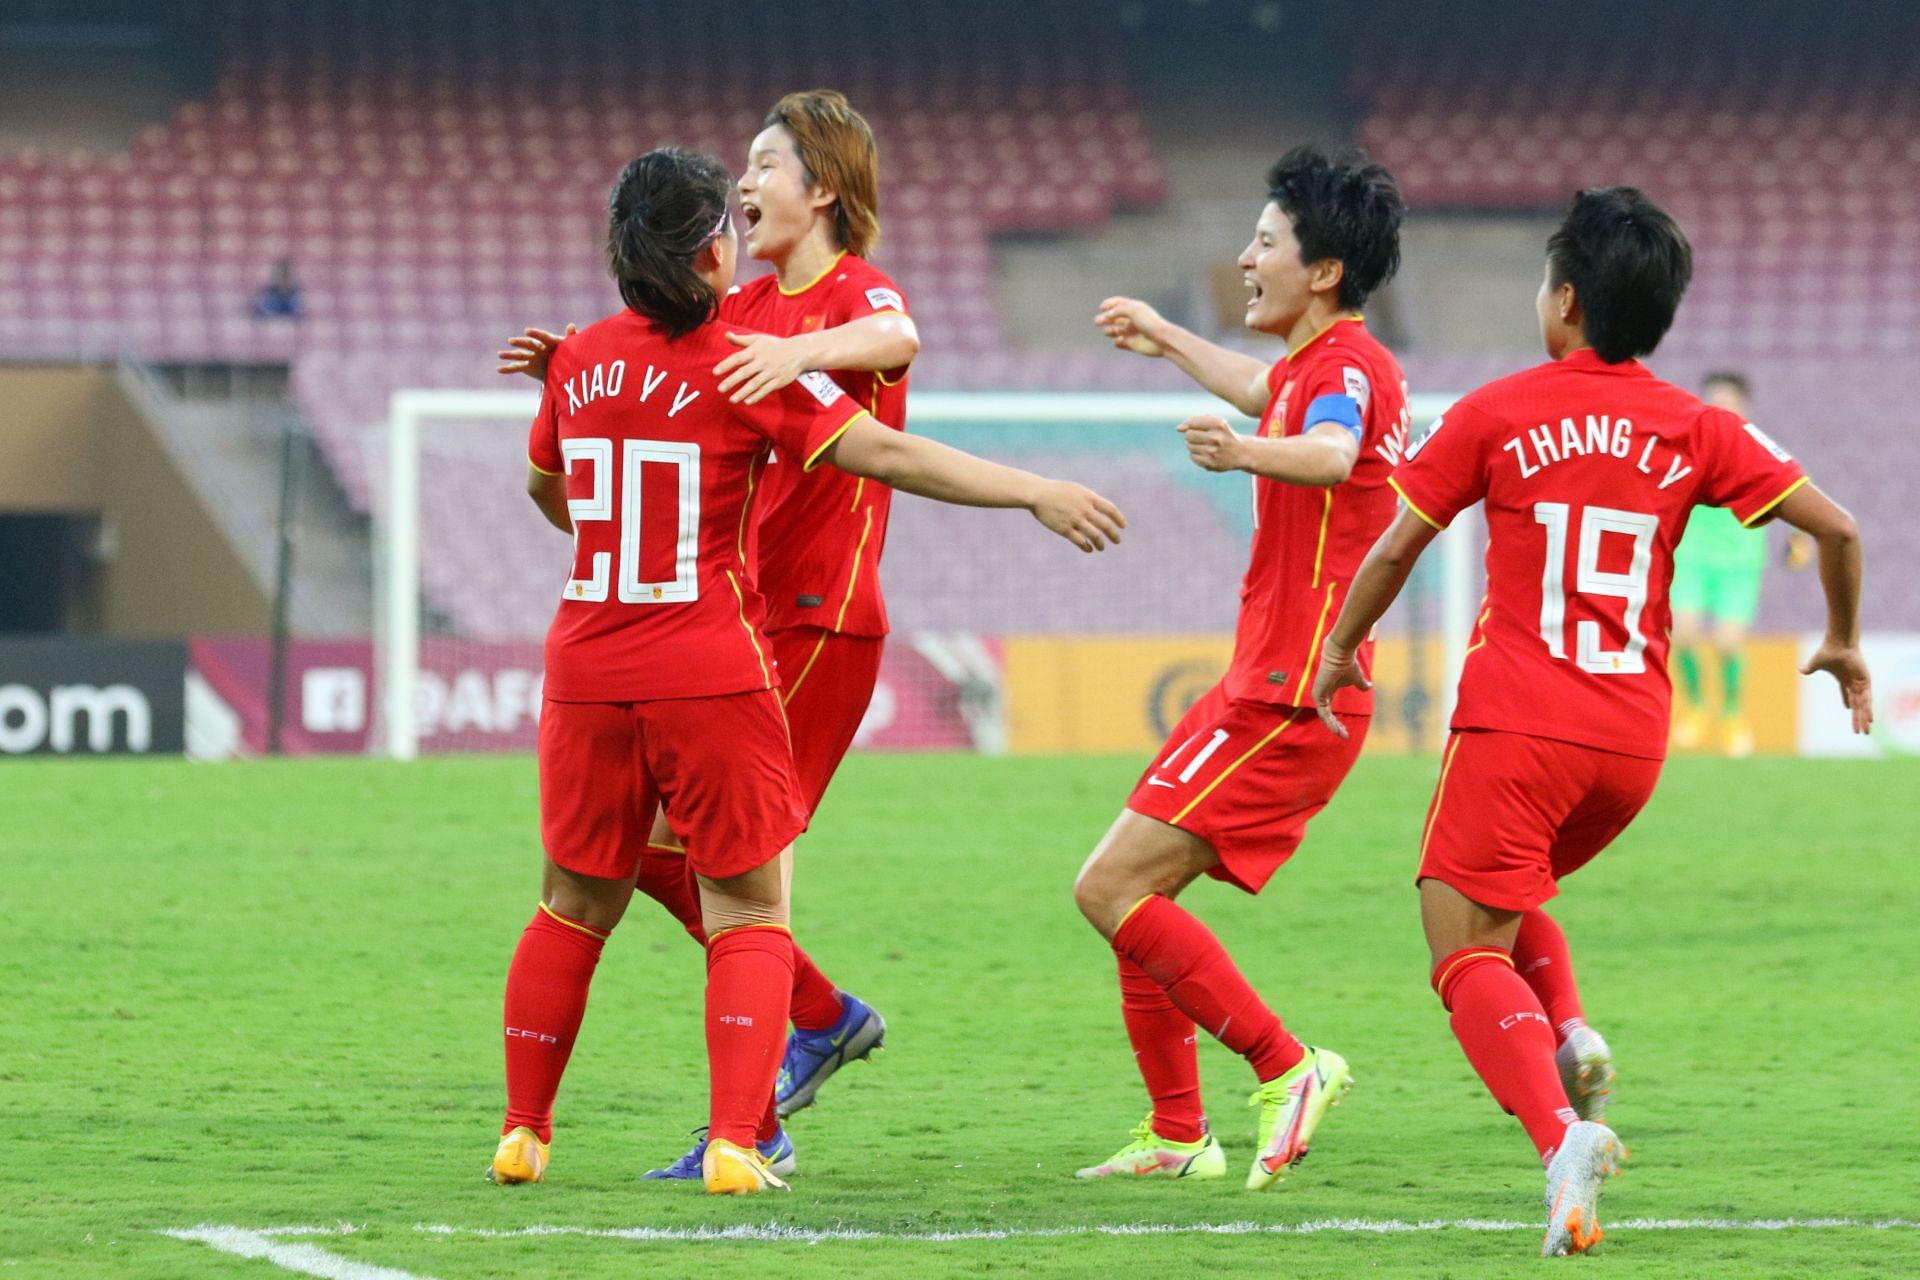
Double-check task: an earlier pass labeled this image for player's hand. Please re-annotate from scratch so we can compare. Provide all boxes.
[716,331,814,404]
[1030,480,1126,553]
[496,325,576,380]
[1312,639,1371,739]
[1095,296,1169,358]
[1800,640,1874,735]
[1178,415,1246,473]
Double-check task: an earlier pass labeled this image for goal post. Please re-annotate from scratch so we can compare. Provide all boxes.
[375,387,1470,760]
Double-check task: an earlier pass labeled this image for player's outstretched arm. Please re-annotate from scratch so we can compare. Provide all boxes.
[1094,296,1270,417]
[526,466,573,534]
[1179,416,1358,486]
[716,312,920,405]
[1311,506,1441,737]
[497,325,578,379]
[1773,482,1872,734]
[820,416,1126,554]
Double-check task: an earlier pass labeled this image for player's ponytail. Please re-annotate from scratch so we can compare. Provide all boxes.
[607,147,733,338]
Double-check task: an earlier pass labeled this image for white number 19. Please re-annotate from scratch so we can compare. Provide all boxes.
[1533,502,1657,674]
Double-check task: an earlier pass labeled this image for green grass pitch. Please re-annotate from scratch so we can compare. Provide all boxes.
[9,752,1918,1278]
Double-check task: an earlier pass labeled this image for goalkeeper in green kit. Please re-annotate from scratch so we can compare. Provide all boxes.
[1671,371,1811,756]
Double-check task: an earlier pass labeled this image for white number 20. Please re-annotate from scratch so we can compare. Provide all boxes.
[1533,502,1657,674]
[559,437,701,605]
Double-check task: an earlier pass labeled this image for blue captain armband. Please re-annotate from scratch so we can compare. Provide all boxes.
[1304,393,1364,445]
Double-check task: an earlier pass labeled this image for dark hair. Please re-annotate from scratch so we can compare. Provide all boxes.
[1702,369,1751,399]
[1546,187,1693,363]
[607,147,733,338]
[1264,145,1404,310]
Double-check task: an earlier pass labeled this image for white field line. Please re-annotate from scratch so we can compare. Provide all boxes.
[420,1217,1918,1243]
[164,1215,1920,1278]
[163,1227,430,1280]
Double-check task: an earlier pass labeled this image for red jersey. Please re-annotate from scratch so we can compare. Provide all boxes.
[722,253,911,636]
[1389,349,1807,759]
[1229,316,1411,712]
[528,309,869,703]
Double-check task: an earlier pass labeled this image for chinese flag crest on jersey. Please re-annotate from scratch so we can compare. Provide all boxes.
[1270,379,1296,436]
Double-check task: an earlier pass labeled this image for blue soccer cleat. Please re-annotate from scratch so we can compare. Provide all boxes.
[775,992,887,1118]
[642,1125,796,1181]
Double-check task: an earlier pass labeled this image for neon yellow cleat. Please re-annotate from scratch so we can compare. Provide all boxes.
[486,1126,550,1184]
[1246,1045,1353,1190]
[1724,718,1755,758]
[1074,1118,1226,1180]
[702,1137,791,1195]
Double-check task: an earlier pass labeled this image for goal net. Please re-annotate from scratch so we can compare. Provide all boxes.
[374,389,1472,759]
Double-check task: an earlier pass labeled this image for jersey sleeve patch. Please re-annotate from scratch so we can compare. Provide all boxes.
[1304,393,1364,445]
[1741,420,1792,461]
[1405,413,1443,460]
[1341,364,1372,412]
[864,286,905,312]
[798,369,845,407]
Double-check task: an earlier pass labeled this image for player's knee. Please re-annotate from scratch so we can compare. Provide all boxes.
[697,860,790,935]
[1071,859,1135,938]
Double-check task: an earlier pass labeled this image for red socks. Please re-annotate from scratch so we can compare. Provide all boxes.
[789,947,844,1032]
[1513,908,1585,1039]
[635,852,707,945]
[637,852,841,1036]
[1112,895,1304,1085]
[705,926,796,1148]
[502,905,608,1144]
[1433,947,1577,1161]
[1117,955,1205,1142]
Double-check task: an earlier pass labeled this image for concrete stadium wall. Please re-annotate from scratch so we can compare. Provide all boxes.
[0,365,268,636]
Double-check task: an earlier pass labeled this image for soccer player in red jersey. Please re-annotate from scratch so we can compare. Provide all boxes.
[489,146,1123,1195]
[499,92,920,1174]
[1073,146,1407,1188]
[1313,187,1871,1254]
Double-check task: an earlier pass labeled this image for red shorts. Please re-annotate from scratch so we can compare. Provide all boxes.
[770,626,885,813]
[1417,729,1663,911]
[538,690,807,883]
[1126,683,1368,894]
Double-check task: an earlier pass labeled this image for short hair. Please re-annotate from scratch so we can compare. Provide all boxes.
[764,90,881,258]
[606,147,733,338]
[1264,145,1404,310]
[1546,187,1693,363]
[1702,369,1751,400]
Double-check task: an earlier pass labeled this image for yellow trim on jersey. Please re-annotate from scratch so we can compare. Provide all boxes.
[777,251,849,297]
[736,451,763,563]
[1286,311,1365,358]
[538,902,610,940]
[780,629,833,707]
[527,456,562,477]
[1171,714,1299,825]
[1418,734,1465,860]
[1388,475,1446,530]
[1292,580,1339,702]
[1463,603,1492,658]
[832,507,876,632]
[645,840,687,855]
[725,569,774,689]
[1310,489,1333,588]
[1740,474,1809,528]
[875,363,910,387]
[803,409,873,471]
